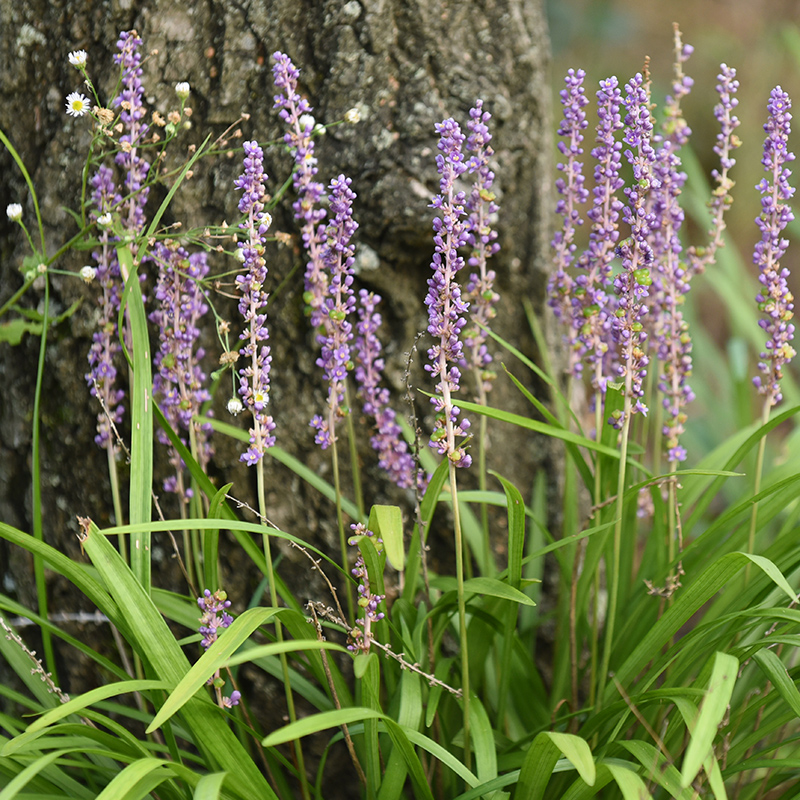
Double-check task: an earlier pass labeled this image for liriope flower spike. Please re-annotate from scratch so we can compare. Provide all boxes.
[753,87,796,408]
[150,242,213,494]
[310,175,358,449]
[272,51,328,327]
[235,141,276,465]
[426,117,472,468]
[610,72,655,429]
[353,289,416,488]
[462,100,501,400]
[548,69,589,377]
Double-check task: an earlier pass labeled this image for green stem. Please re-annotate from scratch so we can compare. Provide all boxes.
[257,458,311,800]
[747,399,772,581]
[106,441,126,561]
[450,461,471,772]
[587,366,604,709]
[343,383,365,519]
[597,391,632,710]
[31,275,55,679]
[330,414,355,622]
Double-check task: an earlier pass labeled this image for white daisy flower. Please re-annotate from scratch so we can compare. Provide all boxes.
[65,91,91,117]
[175,82,191,100]
[6,203,22,222]
[227,396,244,416]
[80,266,96,283]
[97,212,113,228]
[344,107,361,124]
[68,50,87,68]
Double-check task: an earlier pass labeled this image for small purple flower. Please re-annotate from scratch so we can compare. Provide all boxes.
[426,117,472,468]
[235,141,276,465]
[753,86,796,407]
[354,289,416,488]
[310,175,358,449]
[347,524,385,653]
[197,588,234,649]
[150,242,213,491]
[462,100,501,400]
[197,589,240,708]
[272,52,328,327]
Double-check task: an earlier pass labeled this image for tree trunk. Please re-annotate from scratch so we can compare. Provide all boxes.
[0,0,554,767]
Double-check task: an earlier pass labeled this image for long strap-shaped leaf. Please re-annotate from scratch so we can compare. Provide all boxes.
[606,552,794,708]
[79,518,277,800]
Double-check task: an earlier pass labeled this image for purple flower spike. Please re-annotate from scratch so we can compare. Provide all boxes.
[235,141,276,464]
[426,117,472,469]
[311,175,359,449]
[113,31,150,241]
[576,76,625,389]
[610,72,655,428]
[347,524,385,652]
[753,87,796,408]
[354,289,416,488]
[272,52,328,327]
[86,165,125,449]
[690,64,741,277]
[462,100,501,400]
[150,242,213,491]
[548,69,590,377]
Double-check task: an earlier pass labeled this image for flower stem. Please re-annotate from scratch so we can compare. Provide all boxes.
[449,462,471,771]
[597,390,632,710]
[256,458,310,800]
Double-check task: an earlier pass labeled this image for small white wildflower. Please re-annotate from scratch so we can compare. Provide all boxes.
[68,50,87,68]
[313,123,326,136]
[344,107,361,124]
[65,91,91,117]
[298,113,316,132]
[227,396,244,416]
[97,212,112,228]
[6,203,22,222]
[80,266,96,283]
[175,82,191,100]
[37,263,47,274]
[235,247,246,263]
[263,211,273,230]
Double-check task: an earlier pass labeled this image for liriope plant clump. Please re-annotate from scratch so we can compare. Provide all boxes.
[2,21,800,800]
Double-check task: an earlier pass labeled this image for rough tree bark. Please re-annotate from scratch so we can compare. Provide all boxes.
[0,0,554,775]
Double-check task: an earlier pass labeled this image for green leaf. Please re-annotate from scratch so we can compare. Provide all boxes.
[193,772,228,800]
[79,519,278,800]
[680,652,737,789]
[18,679,167,739]
[753,648,800,718]
[367,504,404,571]
[469,694,497,784]
[492,472,526,589]
[117,243,153,593]
[262,707,384,746]
[0,318,41,344]
[515,731,595,800]
[94,758,175,800]
[146,607,344,732]
[604,761,653,800]
[609,553,793,706]
[432,576,536,607]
